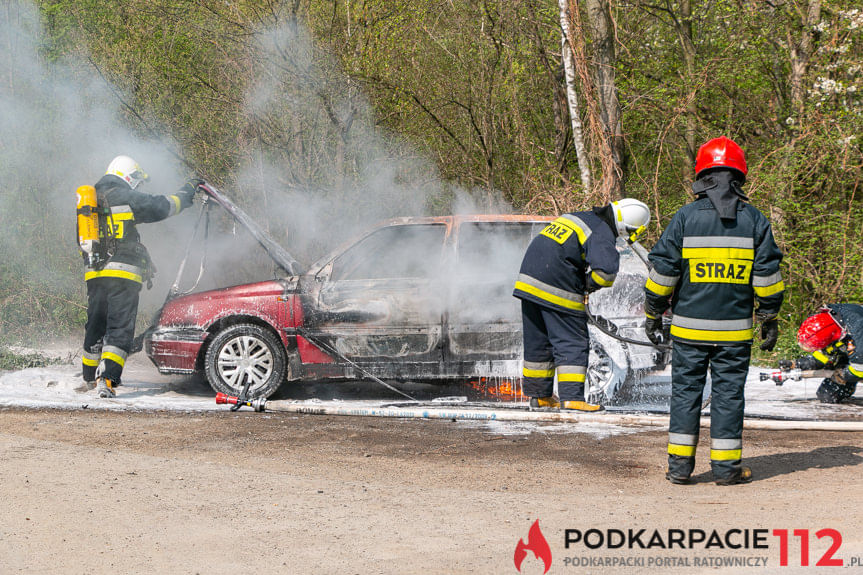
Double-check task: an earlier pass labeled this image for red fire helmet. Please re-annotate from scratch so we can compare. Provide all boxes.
[695,136,748,178]
[797,309,844,352]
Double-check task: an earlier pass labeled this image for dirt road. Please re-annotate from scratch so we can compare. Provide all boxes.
[1,407,862,574]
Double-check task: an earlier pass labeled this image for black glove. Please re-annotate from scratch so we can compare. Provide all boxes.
[794,355,824,370]
[777,359,793,370]
[177,178,204,209]
[759,318,779,351]
[645,315,665,346]
[179,178,205,193]
[176,188,196,209]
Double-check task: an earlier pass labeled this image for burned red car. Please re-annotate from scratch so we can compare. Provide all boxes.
[145,188,665,402]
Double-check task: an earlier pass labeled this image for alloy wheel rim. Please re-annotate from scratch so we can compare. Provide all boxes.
[217,335,274,391]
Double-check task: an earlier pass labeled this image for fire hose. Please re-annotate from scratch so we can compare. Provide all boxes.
[586,235,671,352]
[212,394,863,431]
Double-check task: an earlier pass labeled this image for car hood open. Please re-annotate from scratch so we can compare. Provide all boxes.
[198,182,303,276]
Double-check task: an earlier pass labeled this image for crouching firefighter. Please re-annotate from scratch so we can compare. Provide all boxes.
[77,155,200,398]
[781,305,863,404]
[645,136,784,485]
[513,199,651,412]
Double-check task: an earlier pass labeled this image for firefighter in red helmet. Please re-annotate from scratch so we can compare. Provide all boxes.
[645,136,784,485]
[777,305,863,403]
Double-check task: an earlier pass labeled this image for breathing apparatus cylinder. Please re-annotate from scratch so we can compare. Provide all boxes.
[76,184,100,266]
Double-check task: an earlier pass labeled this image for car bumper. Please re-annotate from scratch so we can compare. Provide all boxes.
[144,328,208,374]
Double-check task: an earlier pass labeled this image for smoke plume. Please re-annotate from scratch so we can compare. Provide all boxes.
[0,1,520,338]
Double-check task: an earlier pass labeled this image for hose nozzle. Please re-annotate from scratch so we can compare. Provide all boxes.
[215,392,267,412]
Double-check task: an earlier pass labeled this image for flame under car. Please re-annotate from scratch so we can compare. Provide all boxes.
[145,214,666,402]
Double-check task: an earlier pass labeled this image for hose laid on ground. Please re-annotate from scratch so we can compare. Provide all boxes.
[260,400,863,431]
[585,237,671,351]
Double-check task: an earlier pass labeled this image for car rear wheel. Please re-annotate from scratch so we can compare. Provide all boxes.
[204,323,286,399]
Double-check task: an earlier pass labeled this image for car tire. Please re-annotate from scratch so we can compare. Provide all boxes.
[204,323,286,399]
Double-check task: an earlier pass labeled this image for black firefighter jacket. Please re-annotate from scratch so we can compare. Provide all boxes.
[645,174,785,345]
[513,209,619,315]
[84,174,184,285]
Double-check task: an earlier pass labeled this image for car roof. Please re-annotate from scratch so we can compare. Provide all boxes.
[373,214,554,227]
[305,214,555,273]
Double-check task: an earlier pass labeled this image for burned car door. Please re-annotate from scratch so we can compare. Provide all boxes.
[305,222,448,378]
[445,221,546,372]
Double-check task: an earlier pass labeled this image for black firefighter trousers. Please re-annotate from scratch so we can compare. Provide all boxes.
[521,300,589,402]
[82,277,141,384]
[667,341,751,481]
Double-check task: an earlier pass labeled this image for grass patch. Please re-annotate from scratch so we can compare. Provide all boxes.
[0,347,62,370]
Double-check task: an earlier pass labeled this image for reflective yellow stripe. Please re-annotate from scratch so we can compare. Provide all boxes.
[591,270,614,287]
[170,195,182,215]
[557,372,586,383]
[101,351,126,367]
[85,269,143,283]
[813,351,830,364]
[710,449,742,461]
[681,247,754,260]
[670,325,754,342]
[849,365,863,378]
[668,443,696,457]
[646,278,674,296]
[561,218,588,246]
[645,312,657,319]
[523,367,555,378]
[753,281,785,297]
[82,356,99,367]
[628,225,646,243]
[514,281,585,311]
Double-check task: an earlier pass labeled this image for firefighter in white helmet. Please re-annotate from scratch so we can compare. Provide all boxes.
[513,198,651,412]
[80,155,201,398]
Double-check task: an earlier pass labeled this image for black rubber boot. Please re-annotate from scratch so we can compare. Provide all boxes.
[715,466,752,486]
[816,379,852,404]
[666,454,695,484]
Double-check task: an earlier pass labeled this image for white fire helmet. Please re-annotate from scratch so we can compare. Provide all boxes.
[611,198,651,236]
[105,155,150,189]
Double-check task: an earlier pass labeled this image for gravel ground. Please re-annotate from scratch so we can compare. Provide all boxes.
[1,406,862,574]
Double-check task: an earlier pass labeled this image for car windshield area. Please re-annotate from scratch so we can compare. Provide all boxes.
[329,223,447,281]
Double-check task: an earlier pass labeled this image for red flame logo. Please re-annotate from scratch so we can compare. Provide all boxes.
[514,519,552,574]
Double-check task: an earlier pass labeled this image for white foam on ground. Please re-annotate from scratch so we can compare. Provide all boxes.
[0,352,859,434]
[474,419,660,438]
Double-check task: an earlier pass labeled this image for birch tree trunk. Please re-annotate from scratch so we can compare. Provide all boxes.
[558,0,592,192]
[679,0,697,181]
[789,0,821,115]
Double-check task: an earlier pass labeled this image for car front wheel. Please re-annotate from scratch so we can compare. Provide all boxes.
[586,337,629,405]
[204,323,286,399]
